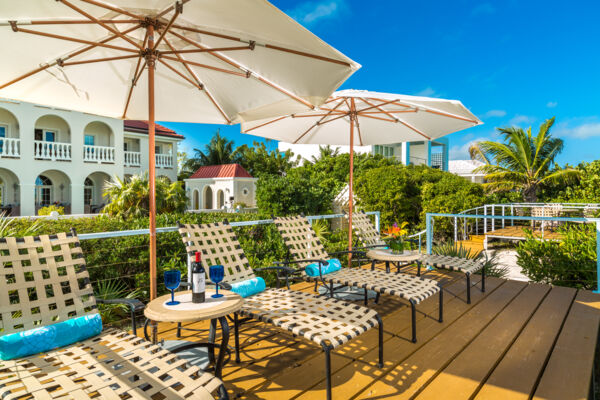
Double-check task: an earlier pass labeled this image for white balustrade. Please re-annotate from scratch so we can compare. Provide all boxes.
[34,140,71,161]
[124,151,141,167]
[0,137,20,158]
[83,145,115,163]
[156,153,173,168]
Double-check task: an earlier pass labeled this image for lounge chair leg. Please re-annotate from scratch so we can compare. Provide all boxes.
[481,264,486,292]
[385,261,390,273]
[417,261,421,277]
[376,315,384,368]
[215,316,229,379]
[131,308,137,336]
[219,384,230,400]
[314,281,318,293]
[371,260,376,271]
[375,292,380,304]
[410,300,417,343]
[439,288,444,322]
[466,273,471,304]
[323,345,333,400]
[364,287,368,306]
[234,312,241,363]
[176,322,182,338]
[208,319,217,365]
[329,281,334,298]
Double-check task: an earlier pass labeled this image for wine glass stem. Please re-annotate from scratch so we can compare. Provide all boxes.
[171,289,175,303]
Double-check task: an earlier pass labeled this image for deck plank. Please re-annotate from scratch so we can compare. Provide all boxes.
[354,280,527,399]
[532,290,600,400]
[474,285,576,400]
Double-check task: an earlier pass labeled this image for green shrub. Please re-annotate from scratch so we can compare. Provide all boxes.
[516,224,597,289]
[432,241,509,279]
[37,205,65,216]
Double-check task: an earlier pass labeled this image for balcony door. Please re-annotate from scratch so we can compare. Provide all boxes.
[35,175,52,206]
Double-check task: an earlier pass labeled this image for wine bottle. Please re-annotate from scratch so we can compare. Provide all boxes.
[192,251,205,303]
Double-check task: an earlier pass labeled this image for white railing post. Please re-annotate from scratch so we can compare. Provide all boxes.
[491,205,495,231]
[502,205,505,228]
[454,216,458,243]
[484,205,487,233]
[511,204,514,226]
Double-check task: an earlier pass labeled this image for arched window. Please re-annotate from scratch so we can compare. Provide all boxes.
[35,175,52,205]
[203,186,213,209]
[193,189,200,210]
[217,190,225,209]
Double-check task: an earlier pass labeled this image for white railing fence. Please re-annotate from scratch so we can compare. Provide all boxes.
[34,140,71,161]
[124,151,141,167]
[0,137,20,158]
[83,145,115,163]
[156,153,173,168]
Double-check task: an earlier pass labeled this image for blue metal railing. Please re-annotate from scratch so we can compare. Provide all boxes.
[426,212,600,292]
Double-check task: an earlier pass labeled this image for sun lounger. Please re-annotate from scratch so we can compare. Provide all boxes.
[178,221,383,400]
[0,230,227,400]
[273,215,442,343]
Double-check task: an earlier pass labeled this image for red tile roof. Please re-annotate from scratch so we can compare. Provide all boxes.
[189,164,253,179]
[124,120,184,139]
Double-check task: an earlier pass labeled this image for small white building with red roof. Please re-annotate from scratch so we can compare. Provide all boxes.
[185,164,257,210]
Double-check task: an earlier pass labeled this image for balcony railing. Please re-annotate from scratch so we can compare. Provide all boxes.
[0,137,20,158]
[83,145,115,163]
[156,153,173,168]
[34,140,71,161]
[124,151,141,167]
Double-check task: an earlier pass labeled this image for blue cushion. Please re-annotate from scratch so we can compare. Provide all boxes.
[305,258,342,277]
[230,277,266,298]
[0,313,103,361]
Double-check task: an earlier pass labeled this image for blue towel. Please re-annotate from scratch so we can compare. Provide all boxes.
[230,277,267,298]
[305,258,342,277]
[0,313,103,360]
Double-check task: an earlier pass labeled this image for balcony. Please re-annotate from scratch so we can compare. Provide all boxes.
[156,153,173,169]
[124,151,141,167]
[34,141,71,161]
[0,137,20,158]
[83,145,115,164]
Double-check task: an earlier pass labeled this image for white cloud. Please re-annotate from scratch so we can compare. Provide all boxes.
[509,114,536,125]
[547,101,558,108]
[287,0,346,26]
[483,109,506,118]
[471,3,496,16]
[554,118,600,139]
[413,87,443,98]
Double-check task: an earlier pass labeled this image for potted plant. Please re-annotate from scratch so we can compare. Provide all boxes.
[383,222,410,254]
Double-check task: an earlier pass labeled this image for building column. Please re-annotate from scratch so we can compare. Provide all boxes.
[426,141,432,167]
[20,183,35,216]
[401,142,410,165]
[71,183,85,215]
[442,143,449,171]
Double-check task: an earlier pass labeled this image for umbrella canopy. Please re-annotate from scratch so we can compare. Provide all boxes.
[242,89,483,255]
[0,0,359,299]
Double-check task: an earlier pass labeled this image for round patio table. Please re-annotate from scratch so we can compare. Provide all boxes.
[144,289,243,379]
[366,249,422,273]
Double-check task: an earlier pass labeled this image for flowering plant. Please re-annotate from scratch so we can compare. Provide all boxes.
[383,222,409,253]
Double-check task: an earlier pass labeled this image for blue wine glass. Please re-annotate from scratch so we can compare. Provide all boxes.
[209,265,225,298]
[164,270,181,305]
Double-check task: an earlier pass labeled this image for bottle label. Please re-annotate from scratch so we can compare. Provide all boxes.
[192,272,205,293]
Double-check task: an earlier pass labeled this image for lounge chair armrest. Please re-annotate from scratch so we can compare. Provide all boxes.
[97,298,145,312]
[329,250,367,258]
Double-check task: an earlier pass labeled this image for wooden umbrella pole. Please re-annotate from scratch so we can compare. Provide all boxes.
[348,101,355,263]
[146,24,158,300]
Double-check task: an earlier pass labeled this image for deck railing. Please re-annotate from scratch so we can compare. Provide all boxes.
[34,140,71,160]
[83,144,115,163]
[124,151,141,166]
[155,153,173,168]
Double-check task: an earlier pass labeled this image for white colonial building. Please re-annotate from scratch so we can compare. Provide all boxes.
[449,159,486,183]
[279,138,450,171]
[0,99,182,216]
[185,164,257,211]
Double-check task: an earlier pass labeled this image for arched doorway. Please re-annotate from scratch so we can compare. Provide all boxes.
[84,172,111,213]
[83,121,114,163]
[34,115,71,161]
[217,190,225,209]
[193,190,200,210]
[0,168,19,215]
[0,107,20,158]
[203,186,213,209]
[35,170,71,214]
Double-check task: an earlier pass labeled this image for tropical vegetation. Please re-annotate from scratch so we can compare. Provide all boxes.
[469,117,580,202]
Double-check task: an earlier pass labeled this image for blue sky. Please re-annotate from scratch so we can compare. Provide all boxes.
[162,0,600,166]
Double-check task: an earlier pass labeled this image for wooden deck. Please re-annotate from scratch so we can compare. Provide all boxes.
[150,266,600,400]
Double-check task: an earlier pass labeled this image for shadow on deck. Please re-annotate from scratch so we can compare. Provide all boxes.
[150,265,600,400]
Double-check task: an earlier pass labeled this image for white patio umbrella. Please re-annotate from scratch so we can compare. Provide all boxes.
[242,89,483,255]
[0,0,359,299]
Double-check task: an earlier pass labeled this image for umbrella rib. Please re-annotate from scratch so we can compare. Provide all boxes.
[159,46,252,55]
[153,4,182,51]
[76,0,145,20]
[155,0,191,19]
[395,117,432,140]
[158,58,204,89]
[351,98,364,146]
[243,116,289,133]
[58,0,143,50]
[360,114,397,123]
[359,97,403,122]
[61,54,140,66]
[122,29,150,119]
[160,55,246,77]
[24,19,140,25]
[293,99,349,143]
[392,100,479,123]
[167,29,313,109]
[0,24,141,90]
[162,36,232,124]
[9,26,139,53]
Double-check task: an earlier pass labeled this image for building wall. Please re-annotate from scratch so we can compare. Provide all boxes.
[185,178,257,210]
[0,99,181,216]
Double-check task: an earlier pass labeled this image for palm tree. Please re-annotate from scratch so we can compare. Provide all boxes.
[184,130,239,173]
[469,117,579,202]
[103,173,187,218]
